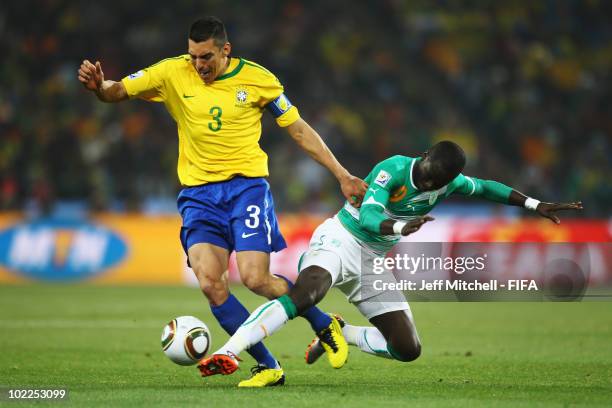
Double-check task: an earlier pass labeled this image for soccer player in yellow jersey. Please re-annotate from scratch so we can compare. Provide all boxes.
[77,17,366,386]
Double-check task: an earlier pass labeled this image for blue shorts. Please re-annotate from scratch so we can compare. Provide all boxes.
[177,177,287,256]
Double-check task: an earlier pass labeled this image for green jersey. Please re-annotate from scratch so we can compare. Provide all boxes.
[337,155,512,253]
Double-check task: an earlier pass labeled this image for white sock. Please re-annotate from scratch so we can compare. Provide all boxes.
[342,324,392,359]
[214,299,290,358]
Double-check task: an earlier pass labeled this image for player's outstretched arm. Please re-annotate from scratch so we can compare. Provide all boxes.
[507,190,583,224]
[285,118,367,207]
[459,177,583,224]
[78,59,128,103]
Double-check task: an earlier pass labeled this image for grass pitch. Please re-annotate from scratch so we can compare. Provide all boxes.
[0,284,611,407]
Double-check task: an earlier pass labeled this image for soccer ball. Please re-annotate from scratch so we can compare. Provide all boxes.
[161,316,211,365]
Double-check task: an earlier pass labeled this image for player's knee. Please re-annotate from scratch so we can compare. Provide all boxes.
[398,343,422,362]
[389,338,422,362]
[402,341,422,362]
[241,273,269,296]
[200,281,228,305]
[192,266,228,304]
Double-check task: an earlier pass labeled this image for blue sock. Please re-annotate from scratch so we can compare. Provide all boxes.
[210,293,278,368]
[274,274,332,333]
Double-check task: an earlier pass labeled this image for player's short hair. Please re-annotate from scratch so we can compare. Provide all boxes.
[428,140,466,180]
[189,17,228,47]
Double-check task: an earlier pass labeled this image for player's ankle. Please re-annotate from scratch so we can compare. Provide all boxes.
[341,324,362,345]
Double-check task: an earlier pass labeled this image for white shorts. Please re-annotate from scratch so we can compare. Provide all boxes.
[353,292,415,320]
[299,216,410,319]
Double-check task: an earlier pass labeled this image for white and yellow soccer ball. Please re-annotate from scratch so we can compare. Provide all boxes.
[161,316,211,365]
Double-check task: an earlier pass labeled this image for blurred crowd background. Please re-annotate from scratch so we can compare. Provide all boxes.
[1,0,610,217]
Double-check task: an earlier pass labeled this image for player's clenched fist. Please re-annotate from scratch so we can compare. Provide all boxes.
[78,60,104,91]
[400,215,434,236]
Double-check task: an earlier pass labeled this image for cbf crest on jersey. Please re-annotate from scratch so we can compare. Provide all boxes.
[235,86,249,106]
[374,170,392,187]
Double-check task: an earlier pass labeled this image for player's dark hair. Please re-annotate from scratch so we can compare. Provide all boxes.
[428,140,466,181]
[189,17,228,47]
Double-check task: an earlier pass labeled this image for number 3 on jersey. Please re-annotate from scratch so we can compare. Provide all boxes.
[208,106,222,131]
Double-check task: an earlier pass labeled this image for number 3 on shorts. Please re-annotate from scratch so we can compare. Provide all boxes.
[245,205,260,229]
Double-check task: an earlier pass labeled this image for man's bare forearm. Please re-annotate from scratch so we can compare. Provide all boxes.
[95,80,129,103]
[287,118,350,182]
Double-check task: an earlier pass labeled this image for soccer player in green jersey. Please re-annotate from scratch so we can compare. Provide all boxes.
[197,140,582,375]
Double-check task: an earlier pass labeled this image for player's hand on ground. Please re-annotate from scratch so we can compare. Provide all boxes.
[401,215,434,236]
[536,201,583,224]
[78,60,104,91]
[341,175,367,208]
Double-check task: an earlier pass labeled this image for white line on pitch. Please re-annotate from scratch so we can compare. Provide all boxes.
[0,319,161,329]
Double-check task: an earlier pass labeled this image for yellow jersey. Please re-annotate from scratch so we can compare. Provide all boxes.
[121,55,300,186]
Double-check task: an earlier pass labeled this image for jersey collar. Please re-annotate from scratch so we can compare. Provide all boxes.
[216,57,245,81]
[409,158,418,190]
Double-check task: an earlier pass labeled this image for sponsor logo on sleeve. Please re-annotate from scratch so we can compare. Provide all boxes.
[374,170,392,187]
[128,70,144,79]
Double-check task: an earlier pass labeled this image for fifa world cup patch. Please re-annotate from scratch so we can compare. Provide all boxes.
[128,70,144,79]
[265,93,293,118]
[374,170,392,187]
